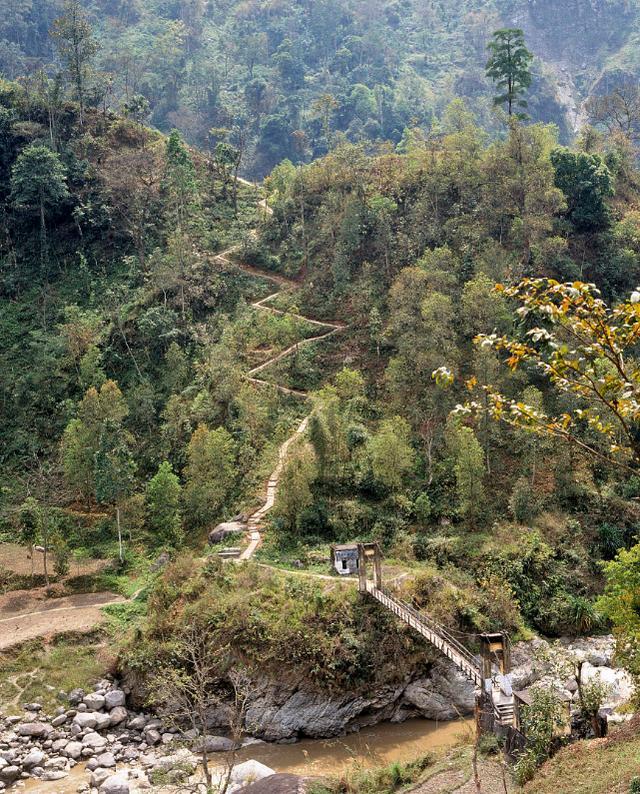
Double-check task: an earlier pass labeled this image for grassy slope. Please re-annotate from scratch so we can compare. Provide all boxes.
[524,717,640,794]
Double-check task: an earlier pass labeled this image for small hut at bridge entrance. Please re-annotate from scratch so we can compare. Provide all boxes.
[331,543,360,575]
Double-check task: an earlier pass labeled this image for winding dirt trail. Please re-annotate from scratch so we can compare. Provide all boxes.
[0,184,345,651]
[213,232,347,559]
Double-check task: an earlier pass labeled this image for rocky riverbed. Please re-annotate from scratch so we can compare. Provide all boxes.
[0,635,634,793]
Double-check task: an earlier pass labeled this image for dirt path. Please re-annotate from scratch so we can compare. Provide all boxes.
[411,756,512,794]
[0,591,124,651]
[213,219,347,560]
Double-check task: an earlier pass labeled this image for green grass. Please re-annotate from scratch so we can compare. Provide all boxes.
[0,634,109,712]
[308,754,436,794]
[524,718,640,793]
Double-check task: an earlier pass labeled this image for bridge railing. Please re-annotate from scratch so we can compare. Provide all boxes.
[367,582,480,676]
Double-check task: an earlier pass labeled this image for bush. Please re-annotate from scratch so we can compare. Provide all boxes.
[597,523,626,560]
[509,476,539,523]
[414,493,432,525]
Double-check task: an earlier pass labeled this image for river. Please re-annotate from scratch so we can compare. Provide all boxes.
[23,717,472,792]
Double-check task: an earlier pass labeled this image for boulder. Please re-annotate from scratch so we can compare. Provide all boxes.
[68,689,85,705]
[105,690,126,710]
[127,716,147,730]
[143,729,161,746]
[41,770,68,781]
[22,750,46,769]
[99,772,130,794]
[0,767,20,784]
[82,732,108,750]
[230,760,275,787]
[581,663,635,707]
[96,752,116,769]
[17,722,50,737]
[401,663,476,721]
[51,714,68,728]
[91,768,112,787]
[94,712,113,731]
[198,735,237,753]
[208,521,244,545]
[65,742,83,760]
[73,712,98,730]
[235,773,307,794]
[109,707,128,726]
[84,693,106,711]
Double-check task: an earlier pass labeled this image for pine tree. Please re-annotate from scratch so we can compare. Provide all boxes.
[486,29,533,117]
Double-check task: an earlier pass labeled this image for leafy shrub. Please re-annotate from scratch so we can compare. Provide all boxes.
[414,493,432,525]
[597,523,626,560]
[509,476,539,523]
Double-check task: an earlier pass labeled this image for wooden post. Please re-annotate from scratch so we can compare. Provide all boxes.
[357,544,367,592]
[373,544,382,590]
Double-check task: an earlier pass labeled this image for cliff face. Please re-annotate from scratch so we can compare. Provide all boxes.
[503,0,638,133]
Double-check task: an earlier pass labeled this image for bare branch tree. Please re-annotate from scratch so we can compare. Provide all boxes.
[148,622,250,793]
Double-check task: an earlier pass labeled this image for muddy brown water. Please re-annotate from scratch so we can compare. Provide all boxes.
[22,717,472,792]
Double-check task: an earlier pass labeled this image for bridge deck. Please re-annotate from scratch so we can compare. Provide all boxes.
[365,582,482,687]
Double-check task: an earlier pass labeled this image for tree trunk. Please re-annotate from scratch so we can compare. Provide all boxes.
[116,506,123,563]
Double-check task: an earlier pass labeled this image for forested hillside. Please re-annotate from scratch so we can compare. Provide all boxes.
[2,0,639,175]
[4,3,640,791]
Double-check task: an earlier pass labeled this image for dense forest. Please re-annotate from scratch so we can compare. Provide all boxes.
[2,0,639,175]
[3,2,640,791]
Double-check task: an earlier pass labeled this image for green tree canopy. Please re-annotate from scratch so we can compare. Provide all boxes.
[183,424,235,528]
[550,148,614,231]
[485,28,533,117]
[146,461,183,548]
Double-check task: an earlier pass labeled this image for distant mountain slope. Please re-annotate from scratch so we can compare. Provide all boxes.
[1,1,638,173]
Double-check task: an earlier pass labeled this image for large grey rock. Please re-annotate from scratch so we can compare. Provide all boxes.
[96,752,116,769]
[402,663,476,720]
[17,722,50,737]
[198,735,237,753]
[99,772,130,793]
[109,706,128,726]
[580,663,635,708]
[64,741,83,760]
[51,714,67,728]
[94,712,113,731]
[22,750,45,769]
[208,521,245,546]
[42,770,68,781]
[230,760,275,787]
[0,767,20,783]
[91,768,112,787]
[68,689,85,705]
[143,729,161,746]
[82,732,108,750]
[105,690,126,710]
[73,712,98,730]
[84,693,106,711]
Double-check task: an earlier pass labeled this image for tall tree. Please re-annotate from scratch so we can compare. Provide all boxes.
[486,28,533,117]
[183,424,235,529]
[94,419,137,563]
[51,0,100,125]
[146,461,183,547]
[10,145,68,271]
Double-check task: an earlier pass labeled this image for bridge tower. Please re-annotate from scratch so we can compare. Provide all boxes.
[357,542,382,592]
